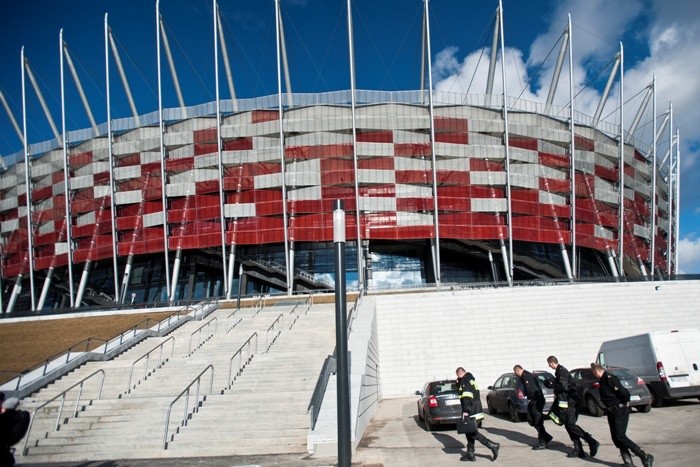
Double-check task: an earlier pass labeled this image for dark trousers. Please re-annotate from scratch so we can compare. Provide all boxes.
[607,406,641,454]
[465,430,492,450]
[528,396,550,442]
[0,445,15,467]
[563,404,592,442]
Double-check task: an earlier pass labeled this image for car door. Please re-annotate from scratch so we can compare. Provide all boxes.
[495,375,515,412]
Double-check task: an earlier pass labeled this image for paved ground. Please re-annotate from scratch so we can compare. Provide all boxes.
[17,396,700,466]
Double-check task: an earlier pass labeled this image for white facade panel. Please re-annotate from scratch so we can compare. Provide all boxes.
[224,203,256,218]
[470,171,506,186]
[357,169,395,184]
[255,172,282,189]
[397,211,433,226]
[115,190,142,205]
[143,211,164,228]
[287,186,322,201]
[359,196,396,212]
[471,198,507,212]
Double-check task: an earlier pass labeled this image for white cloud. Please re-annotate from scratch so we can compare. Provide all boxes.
[678,236,700,274]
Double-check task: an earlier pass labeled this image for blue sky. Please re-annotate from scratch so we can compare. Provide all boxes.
[1,0,699,273]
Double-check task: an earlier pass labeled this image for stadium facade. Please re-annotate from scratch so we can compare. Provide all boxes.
[0,1,680,313]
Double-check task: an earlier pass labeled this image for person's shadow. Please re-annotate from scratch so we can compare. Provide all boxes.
[431,433,493,462]
[481,426,621,466]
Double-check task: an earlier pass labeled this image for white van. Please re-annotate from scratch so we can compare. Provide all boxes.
[596,329,700,407]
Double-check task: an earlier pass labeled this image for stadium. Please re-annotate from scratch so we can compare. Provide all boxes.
[0,0,680,314]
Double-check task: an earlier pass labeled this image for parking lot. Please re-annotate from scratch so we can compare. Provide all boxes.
[354,396,700,466]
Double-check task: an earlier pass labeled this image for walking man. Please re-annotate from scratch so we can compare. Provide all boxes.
[513,364,552,450]
[590,363,654,467]
[547,356,599,458]
[455,367,500,462]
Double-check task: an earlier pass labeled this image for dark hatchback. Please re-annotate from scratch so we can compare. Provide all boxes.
[414,380,463,430]
[486,371,556,422]
[570,367,653,417]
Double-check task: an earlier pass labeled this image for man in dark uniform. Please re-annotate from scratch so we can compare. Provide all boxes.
[547,356,599,459]
[513,364,552,450]
[455,367,500,462]
[591,363,654,467]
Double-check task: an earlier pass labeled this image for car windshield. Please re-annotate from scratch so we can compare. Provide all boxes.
[609,368,635,380]
[430,382,458,395]
[537,373,555,384]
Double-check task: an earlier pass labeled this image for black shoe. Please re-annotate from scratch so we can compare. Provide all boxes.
[642,454,654,467]
[460,452,476,462]
[488,442,500,461]
[544,433,553,444]
[588,439,600,457]
[532,442,547,450]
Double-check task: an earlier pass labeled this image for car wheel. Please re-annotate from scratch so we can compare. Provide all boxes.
[487,398,497,415]
[649,386,664,408]
[586,396,603,417]
[636,404,651,413]
[508,402,521,423]
[423,410,435,431]
[417,403,424,422]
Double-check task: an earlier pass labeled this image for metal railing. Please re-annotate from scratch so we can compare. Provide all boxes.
[7,338,108,392]
[22,369,106,455]
[224,332,258,392]
[265,313,284,353]
[124,336,176,395]
[188,317,217,356]
[308,355,336,430]
[162,364,214,450]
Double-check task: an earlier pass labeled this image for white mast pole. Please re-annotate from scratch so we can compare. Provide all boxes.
[498,0,513,284]
[347,0,363,291]
[105,13,120,301]
[21,46,36,311]
[567,14,576,278]
[618,43,625,277]
[275,0,291,294]
[650,75,657,277]
[157,0,172,301]
[424,0,441,286]
[214,0,229,298]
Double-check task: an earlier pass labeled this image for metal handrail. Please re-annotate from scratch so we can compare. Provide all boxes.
[22,369,106,455]
[225,332,259,392]
[124,336,176,394]
[188,317,217,356]
[163,364,214,450]
[308,355,336,430]
[347,292,364,336]
[265,313,284,352]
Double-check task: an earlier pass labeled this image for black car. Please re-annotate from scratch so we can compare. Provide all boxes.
[414,379,462,430]
[570,367,653,417]
[486,371,555,423]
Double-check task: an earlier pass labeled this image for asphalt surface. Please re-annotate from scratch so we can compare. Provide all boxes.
[17,396,700,466]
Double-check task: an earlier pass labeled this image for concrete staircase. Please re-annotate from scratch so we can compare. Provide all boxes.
[17,301,336,464]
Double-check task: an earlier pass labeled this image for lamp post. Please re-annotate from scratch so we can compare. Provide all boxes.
[334,199,351,466]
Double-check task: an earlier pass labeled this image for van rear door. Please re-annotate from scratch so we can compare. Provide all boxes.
[652,330,698,388]
[678,331,700,387]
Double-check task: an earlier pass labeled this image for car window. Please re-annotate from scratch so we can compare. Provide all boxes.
[609,368,635,379]
[505,376,516,389]
[571,370,581,380]
[537,373,554,384]
[494,376,505,389]
[431,382,457,395]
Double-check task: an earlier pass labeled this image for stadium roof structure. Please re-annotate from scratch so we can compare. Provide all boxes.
[0,0,680,314]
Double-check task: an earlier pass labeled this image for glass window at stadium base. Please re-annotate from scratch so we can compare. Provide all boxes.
[0,2,679,314]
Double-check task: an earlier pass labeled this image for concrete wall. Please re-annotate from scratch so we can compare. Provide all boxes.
[375,280,700,397]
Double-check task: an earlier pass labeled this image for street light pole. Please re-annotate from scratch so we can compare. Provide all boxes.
[334,199,351,466]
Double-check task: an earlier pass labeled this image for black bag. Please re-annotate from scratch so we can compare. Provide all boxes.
[457,415,478,435]
[3,409,31,446]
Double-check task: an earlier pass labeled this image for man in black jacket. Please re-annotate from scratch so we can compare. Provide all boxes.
[547,356,599,459]
[591,363,654,467]
[513,364,552,450]
[455,367,500,462]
